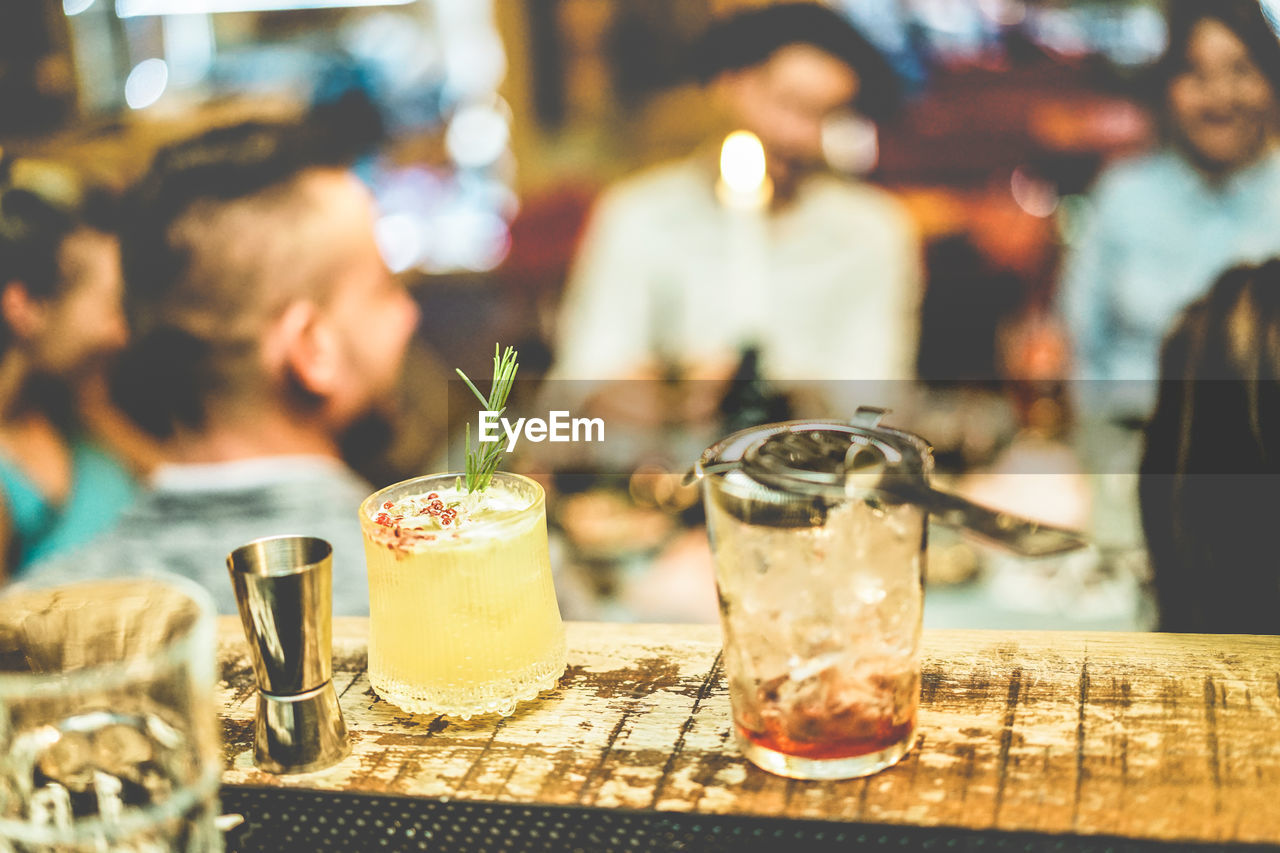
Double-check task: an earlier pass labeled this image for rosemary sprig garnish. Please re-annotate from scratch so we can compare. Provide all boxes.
[456,344,519,493]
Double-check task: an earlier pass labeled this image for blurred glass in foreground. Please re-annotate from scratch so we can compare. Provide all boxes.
[0,576,221,852]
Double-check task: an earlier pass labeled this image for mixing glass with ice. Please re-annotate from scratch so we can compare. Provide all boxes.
[693,413,930,780]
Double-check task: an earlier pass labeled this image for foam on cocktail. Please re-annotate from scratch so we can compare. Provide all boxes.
[366,484,539,551]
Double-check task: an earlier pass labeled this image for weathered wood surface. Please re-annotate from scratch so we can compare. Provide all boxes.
[217,618,1280,846]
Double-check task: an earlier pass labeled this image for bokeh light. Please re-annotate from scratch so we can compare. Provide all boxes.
[445,101,511,170]
[124,59,169,110]
[1010,167,1059,219]
[719,131,767,196]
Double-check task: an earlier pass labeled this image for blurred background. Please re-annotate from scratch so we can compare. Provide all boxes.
[0,0,1165,356]
[1,0,1241,629]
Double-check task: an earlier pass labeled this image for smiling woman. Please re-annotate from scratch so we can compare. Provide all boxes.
[1160,1,1280,175]
[1060,0,1280,399]
[1055,0,1280,570]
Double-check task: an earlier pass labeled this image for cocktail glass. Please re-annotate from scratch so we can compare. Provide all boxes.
[0,575,222,852]
[359,472,566,718]
[695,419,927,780]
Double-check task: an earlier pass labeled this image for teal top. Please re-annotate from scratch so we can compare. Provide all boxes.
[0,440,138,574]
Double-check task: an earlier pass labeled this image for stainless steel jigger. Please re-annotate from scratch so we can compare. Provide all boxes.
[227,535,350,774]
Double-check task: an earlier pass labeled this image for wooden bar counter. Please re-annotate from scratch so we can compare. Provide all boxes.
[216,619,1280,848]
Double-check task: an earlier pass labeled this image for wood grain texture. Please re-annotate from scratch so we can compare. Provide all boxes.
[216,618,1280,846]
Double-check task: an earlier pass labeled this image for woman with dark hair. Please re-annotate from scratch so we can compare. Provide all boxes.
[1140,259,1280,633]
[0,179,140,579]
[1058,0,1280,561]
[1061,0,1280,411]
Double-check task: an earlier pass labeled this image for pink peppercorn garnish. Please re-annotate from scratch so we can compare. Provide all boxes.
[374,513,392,526]
[382,501,394,510]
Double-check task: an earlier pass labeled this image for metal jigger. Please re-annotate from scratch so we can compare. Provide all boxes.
[227,535,350,774]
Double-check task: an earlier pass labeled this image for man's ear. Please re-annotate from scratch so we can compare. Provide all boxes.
[1,280,48,341]
[264,300,341,397]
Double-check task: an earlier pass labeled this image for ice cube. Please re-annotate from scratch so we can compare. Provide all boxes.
[94,770,124,823]
[37,731,93,793]
[29,782,72,828]
[94,722,155,782]
[854,579,887,606]
[786,651,843,683]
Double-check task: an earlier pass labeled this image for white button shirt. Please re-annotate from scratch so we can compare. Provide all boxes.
[551,155,923,384]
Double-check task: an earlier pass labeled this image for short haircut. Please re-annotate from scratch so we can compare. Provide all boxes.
[1148,0,1280,103]
[690,2,901,120]
[115,120,354,438]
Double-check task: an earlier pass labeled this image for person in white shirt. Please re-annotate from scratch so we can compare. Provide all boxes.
[551,2,922,390]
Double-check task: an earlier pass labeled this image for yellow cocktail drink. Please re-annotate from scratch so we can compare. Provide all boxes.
[359,472,565,718]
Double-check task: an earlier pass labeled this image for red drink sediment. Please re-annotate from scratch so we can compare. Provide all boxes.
[734,668,919,761]
[738,717,916,761]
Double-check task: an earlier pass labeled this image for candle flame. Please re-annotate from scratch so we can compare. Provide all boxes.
[720,131,767,194]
